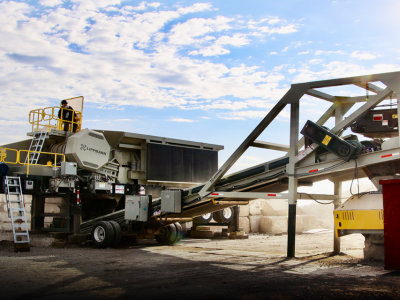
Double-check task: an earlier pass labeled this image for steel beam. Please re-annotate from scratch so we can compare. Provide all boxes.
[295,147,400,179]
[330,87,394,135]
[251,140,290,152]
[198,101,288,197]
[205,192,339,201]
[306,89,334,102]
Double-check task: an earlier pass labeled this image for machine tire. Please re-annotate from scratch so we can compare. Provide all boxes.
[91,221,114,248]
[213,207,235,223]
[155,224,177,245]
[109,221,122,248]
[174,222,183,243]
[193,213,213,224]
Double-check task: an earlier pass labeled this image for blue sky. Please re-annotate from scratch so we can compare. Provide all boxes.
[1,0,400,176]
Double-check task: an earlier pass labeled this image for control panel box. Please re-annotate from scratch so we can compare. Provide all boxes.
[125,195,152,222]
[25,180,34,190]
[161,190,182,213]
[61,162,77,176]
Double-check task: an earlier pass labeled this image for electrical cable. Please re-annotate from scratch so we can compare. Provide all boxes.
[349,159,360,197]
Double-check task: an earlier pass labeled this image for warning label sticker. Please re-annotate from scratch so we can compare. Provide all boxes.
[322,135,331,146]
[393,114,398,119]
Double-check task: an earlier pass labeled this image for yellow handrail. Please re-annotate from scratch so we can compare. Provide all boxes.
[0,148,66,175]
[0,147,18,164]
[29,106,82,133]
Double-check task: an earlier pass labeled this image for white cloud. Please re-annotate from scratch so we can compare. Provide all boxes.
[0,1,292,141]
[200,116,210,119]
[288,68,296,74]
[351,50,377,60]
[39,0,63,6]
[168,16,234,46]
[169,118,197,122]
[298,51,309,54]
[254,24,299,34]
[270,52,278,55]
[147,2,161,9]
[309,59,323,64]
[282,46,289,52]
[131,1,147,11]
[293,62,400,83]
[315,50,345,55]
[189,33,249,57]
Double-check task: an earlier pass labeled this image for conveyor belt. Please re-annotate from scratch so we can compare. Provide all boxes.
[80,156,289,231]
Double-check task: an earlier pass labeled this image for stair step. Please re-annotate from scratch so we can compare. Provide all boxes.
[15,233,29,236]
[11,208,24,212]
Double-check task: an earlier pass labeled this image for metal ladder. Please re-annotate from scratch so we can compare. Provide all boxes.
[25,132,47,164]
[4,176,30,245]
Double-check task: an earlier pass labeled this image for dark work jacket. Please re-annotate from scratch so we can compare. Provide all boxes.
[58,106,74,121]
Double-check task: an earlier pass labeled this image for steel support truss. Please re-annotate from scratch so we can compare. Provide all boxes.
[199,71,400,257]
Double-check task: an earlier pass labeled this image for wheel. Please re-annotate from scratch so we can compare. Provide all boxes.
[174,222,183,243]
[193,213,213,224]
[155,224,177,245]
[91,221,114,248]
[109,221,122,248]
[213,207,234,223]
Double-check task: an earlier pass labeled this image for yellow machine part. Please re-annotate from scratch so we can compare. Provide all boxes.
[334,209,383,237]
[334,193,384,237]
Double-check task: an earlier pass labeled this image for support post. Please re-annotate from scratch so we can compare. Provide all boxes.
[333,104,344,253]
[234,205,240,232]
[333,181,342,253]
[287,103,299,258]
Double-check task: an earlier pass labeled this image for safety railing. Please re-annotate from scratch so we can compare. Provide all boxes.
[0,147,65,175]
[29,106,82,133]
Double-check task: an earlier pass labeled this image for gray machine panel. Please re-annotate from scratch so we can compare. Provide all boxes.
[161,190,182,213]
[125,195,149,222]
[61,162,77,176]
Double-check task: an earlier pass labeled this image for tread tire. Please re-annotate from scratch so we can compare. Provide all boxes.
[193,213,213,224]
[174,222,183,243]
[155,224,177,245]
[91,221,114,248]
[109,221,122,248]
[213,207,235,223]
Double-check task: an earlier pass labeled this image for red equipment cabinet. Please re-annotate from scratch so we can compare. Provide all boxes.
[380,179,400,270]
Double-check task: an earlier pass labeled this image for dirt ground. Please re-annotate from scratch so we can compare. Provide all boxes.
[1,232,399,300]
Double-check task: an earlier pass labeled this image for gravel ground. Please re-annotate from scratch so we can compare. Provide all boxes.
[1,232,399,300]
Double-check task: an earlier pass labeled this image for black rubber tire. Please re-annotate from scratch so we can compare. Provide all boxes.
[155,224,177,245]
[213,207,235,223]
[174,222,183,243]
[193,213,213,224]
[91,221,114,248]
[109,221,122,248]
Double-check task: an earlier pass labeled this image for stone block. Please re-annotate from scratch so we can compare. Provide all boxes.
[299,215,317,231]
[239,216,250,233]
[249,200,262,215]
[260,216,287,234]
[249,215,261,233]
[262,200,288,216]
[239,205,250,217]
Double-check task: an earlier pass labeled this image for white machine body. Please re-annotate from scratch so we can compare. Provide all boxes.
[65,129,111,172]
